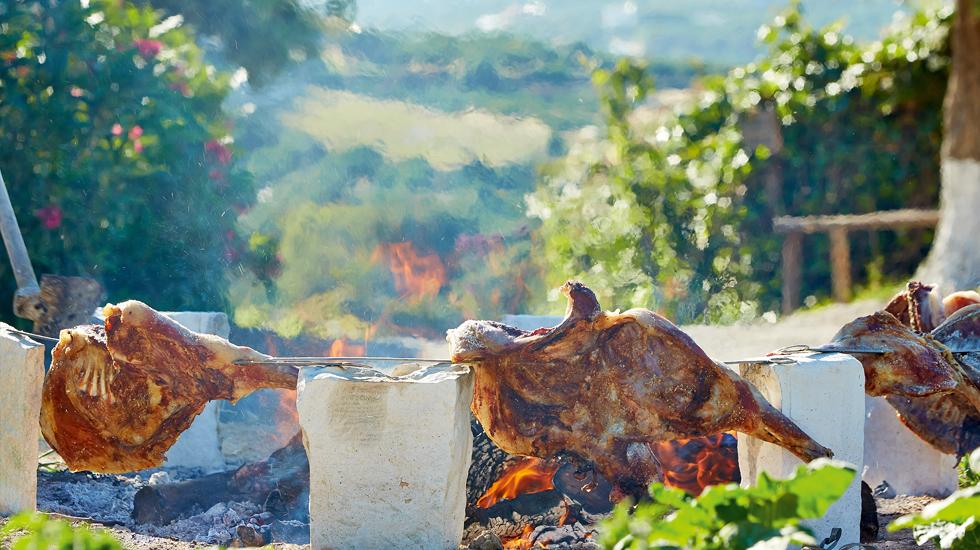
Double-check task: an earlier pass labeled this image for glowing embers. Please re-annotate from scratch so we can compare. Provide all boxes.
[650,433,740,495]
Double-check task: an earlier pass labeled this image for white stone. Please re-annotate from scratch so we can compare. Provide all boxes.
[162,312,230,472]
[0,324,44,514]
[738,353,865,547]
[862,396,958,497]
[298,363,473,550]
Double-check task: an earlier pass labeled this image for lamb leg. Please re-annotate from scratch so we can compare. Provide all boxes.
[731,373,833,462]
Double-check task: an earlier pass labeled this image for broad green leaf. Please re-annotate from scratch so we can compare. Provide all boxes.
[891,486,980,529]
[780,459,856,519]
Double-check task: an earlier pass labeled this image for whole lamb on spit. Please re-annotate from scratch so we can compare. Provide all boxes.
[447,281,833,500]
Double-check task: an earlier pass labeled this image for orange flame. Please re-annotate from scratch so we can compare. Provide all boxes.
[373,242,446,301]
[503,525,538,550]
[476,457,559,509]
[650,433,739,495]
[328,338,366,357]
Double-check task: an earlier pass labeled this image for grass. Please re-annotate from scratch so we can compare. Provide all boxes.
[280,87,552,170]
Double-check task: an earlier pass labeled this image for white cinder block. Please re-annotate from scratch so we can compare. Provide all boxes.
[162,312,230,472]
[863,396,957,497]
[738,353,865,547]
[298,363,473,550]
[0,324,44,514]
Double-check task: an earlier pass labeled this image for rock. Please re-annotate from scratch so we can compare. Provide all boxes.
[0,324,44,514]
[298,363,473,550]
[873,480,897,499]
[738,353,866,547]
[147,471,171,486]
[860,481,879,543]
[465,530,503,550]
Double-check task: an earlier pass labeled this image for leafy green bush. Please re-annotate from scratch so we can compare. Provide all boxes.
[888,488,980,549]
[959,448,980,488]
[600,459,855,550]
[0,0,256,319]
[530,2,949,321]
[1,512,122,550]
[888,448,980,550]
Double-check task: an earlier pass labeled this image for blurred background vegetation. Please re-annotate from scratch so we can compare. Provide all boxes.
[0,0,954,338]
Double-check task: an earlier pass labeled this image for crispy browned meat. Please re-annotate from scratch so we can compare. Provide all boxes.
[832,285,980,456]
[884,281,946,333]
[40,301,297,473]
[828,311,962,397]
[447,281,832,499]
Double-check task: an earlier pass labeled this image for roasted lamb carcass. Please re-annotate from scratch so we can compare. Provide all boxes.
[447,281,832,500]
[40,300,297,473]
[837,281,980,455]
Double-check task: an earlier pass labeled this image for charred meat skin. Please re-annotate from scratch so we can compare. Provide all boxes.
[40,301,297,474]
[833,282,980,456]
[448,281,832,500]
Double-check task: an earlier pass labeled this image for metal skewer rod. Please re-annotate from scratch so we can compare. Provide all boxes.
[5,327,59,343]
[232,356,453,366]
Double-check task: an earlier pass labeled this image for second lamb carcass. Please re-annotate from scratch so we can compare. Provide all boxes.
[447,281,832,500]
[835,281,980,455]
[40,300,297,473]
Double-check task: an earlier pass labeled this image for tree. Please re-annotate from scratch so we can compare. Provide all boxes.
[132,0,333,86]
[0,0,255,321]
[918,0,980,292]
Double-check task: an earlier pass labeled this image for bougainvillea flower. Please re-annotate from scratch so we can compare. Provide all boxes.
[134,39,162,59]
[35,204,63,230]
[205,139,232,165]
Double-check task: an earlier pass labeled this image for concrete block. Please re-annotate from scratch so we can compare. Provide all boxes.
[862,396,958,497]
[0,324,44,514]
[738,353,865,547]
[162,312,230,472]
[298,363,473,550]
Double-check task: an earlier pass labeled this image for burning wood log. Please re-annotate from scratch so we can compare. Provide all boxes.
[448,281,832,501]
[132,432,309,526]
[40,300,298,473]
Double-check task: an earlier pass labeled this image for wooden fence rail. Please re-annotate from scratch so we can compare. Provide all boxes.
[773,208,940,314]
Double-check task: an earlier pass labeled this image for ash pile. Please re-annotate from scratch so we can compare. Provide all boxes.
[37,432,310,546]
[35,418,739,549]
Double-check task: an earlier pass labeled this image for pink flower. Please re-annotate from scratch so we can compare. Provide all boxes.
[169,81,191,97]
[111,123,123,136]
[35,204,62,230]
[128,125,143,140]
[70,86,84,97]
[134,39,162,59]
[205,139,232,165]
[133,139,143,153]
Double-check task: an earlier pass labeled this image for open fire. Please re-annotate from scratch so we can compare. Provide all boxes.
[472,434,740,549]
[373,241,446,301]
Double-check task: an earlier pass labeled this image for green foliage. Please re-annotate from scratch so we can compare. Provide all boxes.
[308,28,715,131]
[133,0,328,86]
[0,0,256,319]
[889,448,980,550]
[600,459,856,550]
[1,512,122,550]
[959,447,980,488]
[530,2,950,321]
[229,142,543,340]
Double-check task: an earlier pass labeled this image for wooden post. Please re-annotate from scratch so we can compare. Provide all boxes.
[829,228,852,302]
[781,231,802,314]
